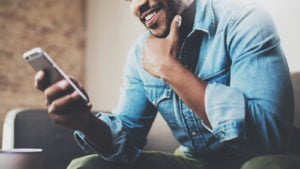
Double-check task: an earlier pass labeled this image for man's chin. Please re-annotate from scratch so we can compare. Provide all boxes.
[149,28,170,38]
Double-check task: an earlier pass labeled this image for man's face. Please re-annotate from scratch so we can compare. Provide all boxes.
[128,0,182,38]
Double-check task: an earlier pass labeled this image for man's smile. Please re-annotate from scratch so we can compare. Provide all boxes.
[140,3,163,28]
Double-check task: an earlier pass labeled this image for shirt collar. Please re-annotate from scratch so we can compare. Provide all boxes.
[192,0,215,38]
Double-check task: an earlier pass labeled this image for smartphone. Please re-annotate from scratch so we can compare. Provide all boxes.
[23,47,89,103]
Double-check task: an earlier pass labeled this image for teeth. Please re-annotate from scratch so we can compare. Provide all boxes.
[145,12,156,21]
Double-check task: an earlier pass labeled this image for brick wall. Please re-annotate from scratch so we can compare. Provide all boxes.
[0,0,86,146]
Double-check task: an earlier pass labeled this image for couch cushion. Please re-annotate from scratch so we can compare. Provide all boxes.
[291,72,300,128]
[2,109,92,169]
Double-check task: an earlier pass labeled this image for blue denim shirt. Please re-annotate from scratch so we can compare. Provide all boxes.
[75,0,294,163]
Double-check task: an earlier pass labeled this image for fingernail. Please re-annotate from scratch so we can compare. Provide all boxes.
[175,15,182,27]
[58,80,68,88]
[36,70,44,78]
[70,91,80,99]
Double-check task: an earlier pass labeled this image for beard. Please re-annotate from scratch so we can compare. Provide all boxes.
[148,16,171,38]
[142,0,181,38]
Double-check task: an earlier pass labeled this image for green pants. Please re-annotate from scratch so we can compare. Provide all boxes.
[67,151,300,169]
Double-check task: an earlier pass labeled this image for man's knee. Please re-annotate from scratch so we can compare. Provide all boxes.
[67,154,108,169]
[240,154,300,169]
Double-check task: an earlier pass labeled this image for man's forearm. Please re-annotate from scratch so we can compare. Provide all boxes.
[159,59,211,128]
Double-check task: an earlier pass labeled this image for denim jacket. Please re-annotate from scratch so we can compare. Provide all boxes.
[75,0,294,163]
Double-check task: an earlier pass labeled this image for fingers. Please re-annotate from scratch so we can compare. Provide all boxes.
[44,80,73,106]
[48,90,82,114]
[48,100,94,130]
[47,91,89,129]
[44,77,91,112]
[69,76,90,102]
[167,15,182,42]
[35,70,48,91]
[34,71,92,130]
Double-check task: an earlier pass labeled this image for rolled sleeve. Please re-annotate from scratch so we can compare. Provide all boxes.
[205,82,246,142]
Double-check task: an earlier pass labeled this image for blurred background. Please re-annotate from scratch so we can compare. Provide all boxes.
[0,0,299,147]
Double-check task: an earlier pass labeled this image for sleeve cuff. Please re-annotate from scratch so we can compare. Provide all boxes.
[204,82,246,141]
[73,112,141,164]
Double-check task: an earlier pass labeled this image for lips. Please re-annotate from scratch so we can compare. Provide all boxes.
[145,12,156,22]
[140,4,163,28]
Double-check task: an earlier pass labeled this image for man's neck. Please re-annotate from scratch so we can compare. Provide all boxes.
[179,0,196,39]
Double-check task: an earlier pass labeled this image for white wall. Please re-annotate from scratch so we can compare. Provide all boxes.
[86,0,300,111]
[86,0,144,111]
[259,0,300,73]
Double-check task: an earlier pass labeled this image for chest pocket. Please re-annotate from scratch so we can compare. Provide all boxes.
[142,72,171,106]
[144,81,179,129]
[144,86,171,106]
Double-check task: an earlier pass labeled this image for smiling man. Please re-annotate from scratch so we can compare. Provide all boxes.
[35,0,300,169]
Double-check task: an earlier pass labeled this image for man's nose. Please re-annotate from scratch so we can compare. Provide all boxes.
[130,0,148,17]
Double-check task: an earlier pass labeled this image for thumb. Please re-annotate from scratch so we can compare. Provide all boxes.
[167,15,182,41]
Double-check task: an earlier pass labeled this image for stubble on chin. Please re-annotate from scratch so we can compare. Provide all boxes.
[149,26,170,38]
[148,15,172,38]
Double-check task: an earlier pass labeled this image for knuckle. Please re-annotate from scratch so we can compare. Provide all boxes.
[44,88,51,97]
[52,116,63,125]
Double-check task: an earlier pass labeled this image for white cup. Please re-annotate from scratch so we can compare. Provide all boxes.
[0,148,43,169]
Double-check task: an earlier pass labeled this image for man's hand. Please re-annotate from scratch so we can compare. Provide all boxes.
[35,71,114,154]
[35,70,93,131]
[142,15,182,79]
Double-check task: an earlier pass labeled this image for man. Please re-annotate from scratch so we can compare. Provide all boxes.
[35,0,300,168]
